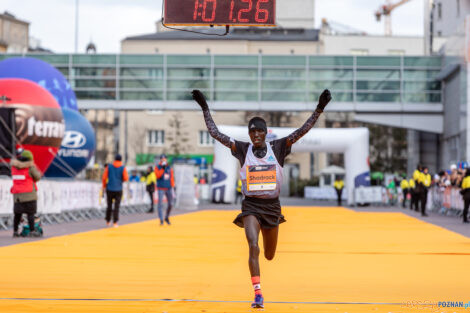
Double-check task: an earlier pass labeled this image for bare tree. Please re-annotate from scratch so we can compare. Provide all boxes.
[166,113,190,156]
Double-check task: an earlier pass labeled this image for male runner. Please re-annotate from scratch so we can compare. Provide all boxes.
[192,89,331,309]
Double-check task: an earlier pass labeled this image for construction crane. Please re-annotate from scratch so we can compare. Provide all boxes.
[375,0,412,36]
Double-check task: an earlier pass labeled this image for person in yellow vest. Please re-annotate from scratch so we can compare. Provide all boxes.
[334,177,344,206]
[412,165,423,212]
[408,178,417,211]
[460,169,470,223]
[145,166,157,213]
[400,176,409,208]
[419,166,431,217]
[235,179,243,204]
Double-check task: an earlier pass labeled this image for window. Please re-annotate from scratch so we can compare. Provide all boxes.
[437,2,442,19]
[199,130,215,146]
[350,49,369,56]
[147,130,165,146]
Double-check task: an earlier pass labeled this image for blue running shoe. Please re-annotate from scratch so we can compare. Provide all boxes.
[251,294,264,309]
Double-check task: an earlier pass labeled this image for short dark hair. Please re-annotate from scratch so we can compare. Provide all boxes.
[115,154,122,161]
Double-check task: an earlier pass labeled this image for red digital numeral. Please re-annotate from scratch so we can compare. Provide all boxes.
[193,0,200,21]
[202,0,217,22]
[238,0,253,23]
[255,0,269,23]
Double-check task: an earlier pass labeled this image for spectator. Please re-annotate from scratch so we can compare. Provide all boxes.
[146,166,156,214]
[155,154,175,225]
[460,169,470,223]
[102,154,129,227]
[129,169,140,182]
[10,148,42,237]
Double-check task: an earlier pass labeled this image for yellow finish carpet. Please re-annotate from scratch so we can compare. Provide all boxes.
[0,206,469,312]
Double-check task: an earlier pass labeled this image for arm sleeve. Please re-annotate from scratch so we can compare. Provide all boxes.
[231,140,250,167]
[287,108,323,145]
[202,108,232,148]
[171,168,175,188]
[29,166,41,182]
[102,167,109,188]
[271,138,291,167]
[122,168,129,182]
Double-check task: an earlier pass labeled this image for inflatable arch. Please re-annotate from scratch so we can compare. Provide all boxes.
[211,126,370,205]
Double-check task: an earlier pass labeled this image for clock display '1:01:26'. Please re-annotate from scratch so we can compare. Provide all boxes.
[164,0,276,26]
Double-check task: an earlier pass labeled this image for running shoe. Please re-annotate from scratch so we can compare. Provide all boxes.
[251,294,264,309]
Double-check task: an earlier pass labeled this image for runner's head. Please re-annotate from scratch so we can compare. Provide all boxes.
[248,117,267,148]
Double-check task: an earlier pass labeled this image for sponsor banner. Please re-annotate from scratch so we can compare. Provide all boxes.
[14,104,65,147]
[304,186,349,200]
[0,179,148,215]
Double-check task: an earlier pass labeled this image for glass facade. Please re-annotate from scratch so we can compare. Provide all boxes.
[0,54,442,104]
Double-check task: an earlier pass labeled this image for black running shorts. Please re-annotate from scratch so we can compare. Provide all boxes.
[233,196,286,229]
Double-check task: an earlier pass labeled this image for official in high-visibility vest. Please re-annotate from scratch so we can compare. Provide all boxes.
[235,179,243,204]
[102,154,129,227]
[408,178,418,211]
[418,167,431,217]
[460,169,470,223]
[10,149,41,237]
[400,177,409,209]
[145,166,156,214]
[155,154,175,225]
[334,178,344,206]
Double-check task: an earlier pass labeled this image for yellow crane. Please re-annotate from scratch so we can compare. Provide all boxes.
[375,0,412,36]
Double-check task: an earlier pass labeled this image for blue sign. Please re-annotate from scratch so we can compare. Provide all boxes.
[44,109,95,178]
[0,57,78,110]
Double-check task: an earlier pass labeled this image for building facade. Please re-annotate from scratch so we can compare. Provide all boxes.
[0,12,29,53]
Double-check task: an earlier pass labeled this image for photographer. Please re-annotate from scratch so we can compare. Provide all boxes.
[10,148,42,237]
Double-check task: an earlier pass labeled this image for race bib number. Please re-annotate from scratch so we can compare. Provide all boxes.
[164,173,170,180]
[246,164,276,191]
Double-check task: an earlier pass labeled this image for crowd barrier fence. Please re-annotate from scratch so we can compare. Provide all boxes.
[0,179,151,230]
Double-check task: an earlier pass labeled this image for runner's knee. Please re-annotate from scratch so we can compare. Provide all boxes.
[248,242,260,256]
[264,250,275,261]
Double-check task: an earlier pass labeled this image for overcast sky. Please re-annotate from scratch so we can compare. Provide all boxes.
[2,0,424,53]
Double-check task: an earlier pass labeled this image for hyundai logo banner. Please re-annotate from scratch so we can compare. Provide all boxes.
[44,109,96,178]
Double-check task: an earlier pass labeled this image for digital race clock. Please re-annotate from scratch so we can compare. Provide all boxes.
[164,0,276,26]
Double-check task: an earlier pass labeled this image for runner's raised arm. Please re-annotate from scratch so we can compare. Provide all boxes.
[192,89,235,151]
[286,89,331,148]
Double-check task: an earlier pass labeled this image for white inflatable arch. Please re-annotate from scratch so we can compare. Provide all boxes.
[211,125,370,205]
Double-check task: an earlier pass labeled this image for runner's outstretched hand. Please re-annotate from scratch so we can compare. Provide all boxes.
[192,89,209,111]
[317,89,332,111]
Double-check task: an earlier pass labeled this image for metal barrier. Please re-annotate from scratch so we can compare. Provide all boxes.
[0,179,151,230]
[428,185,464,216]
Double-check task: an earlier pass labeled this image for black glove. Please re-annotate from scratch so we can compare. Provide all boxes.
[192,89,209,111]
[317,89,332,111]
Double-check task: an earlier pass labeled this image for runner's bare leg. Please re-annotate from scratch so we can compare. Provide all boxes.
[243,215,261,276]
[261,226,279,260]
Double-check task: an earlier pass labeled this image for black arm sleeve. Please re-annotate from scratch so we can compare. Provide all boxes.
[271,138,291,167]
[287,108,323,145]
[202,108,232,148]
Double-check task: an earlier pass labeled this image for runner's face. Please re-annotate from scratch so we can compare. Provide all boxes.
[249,129,266,148]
